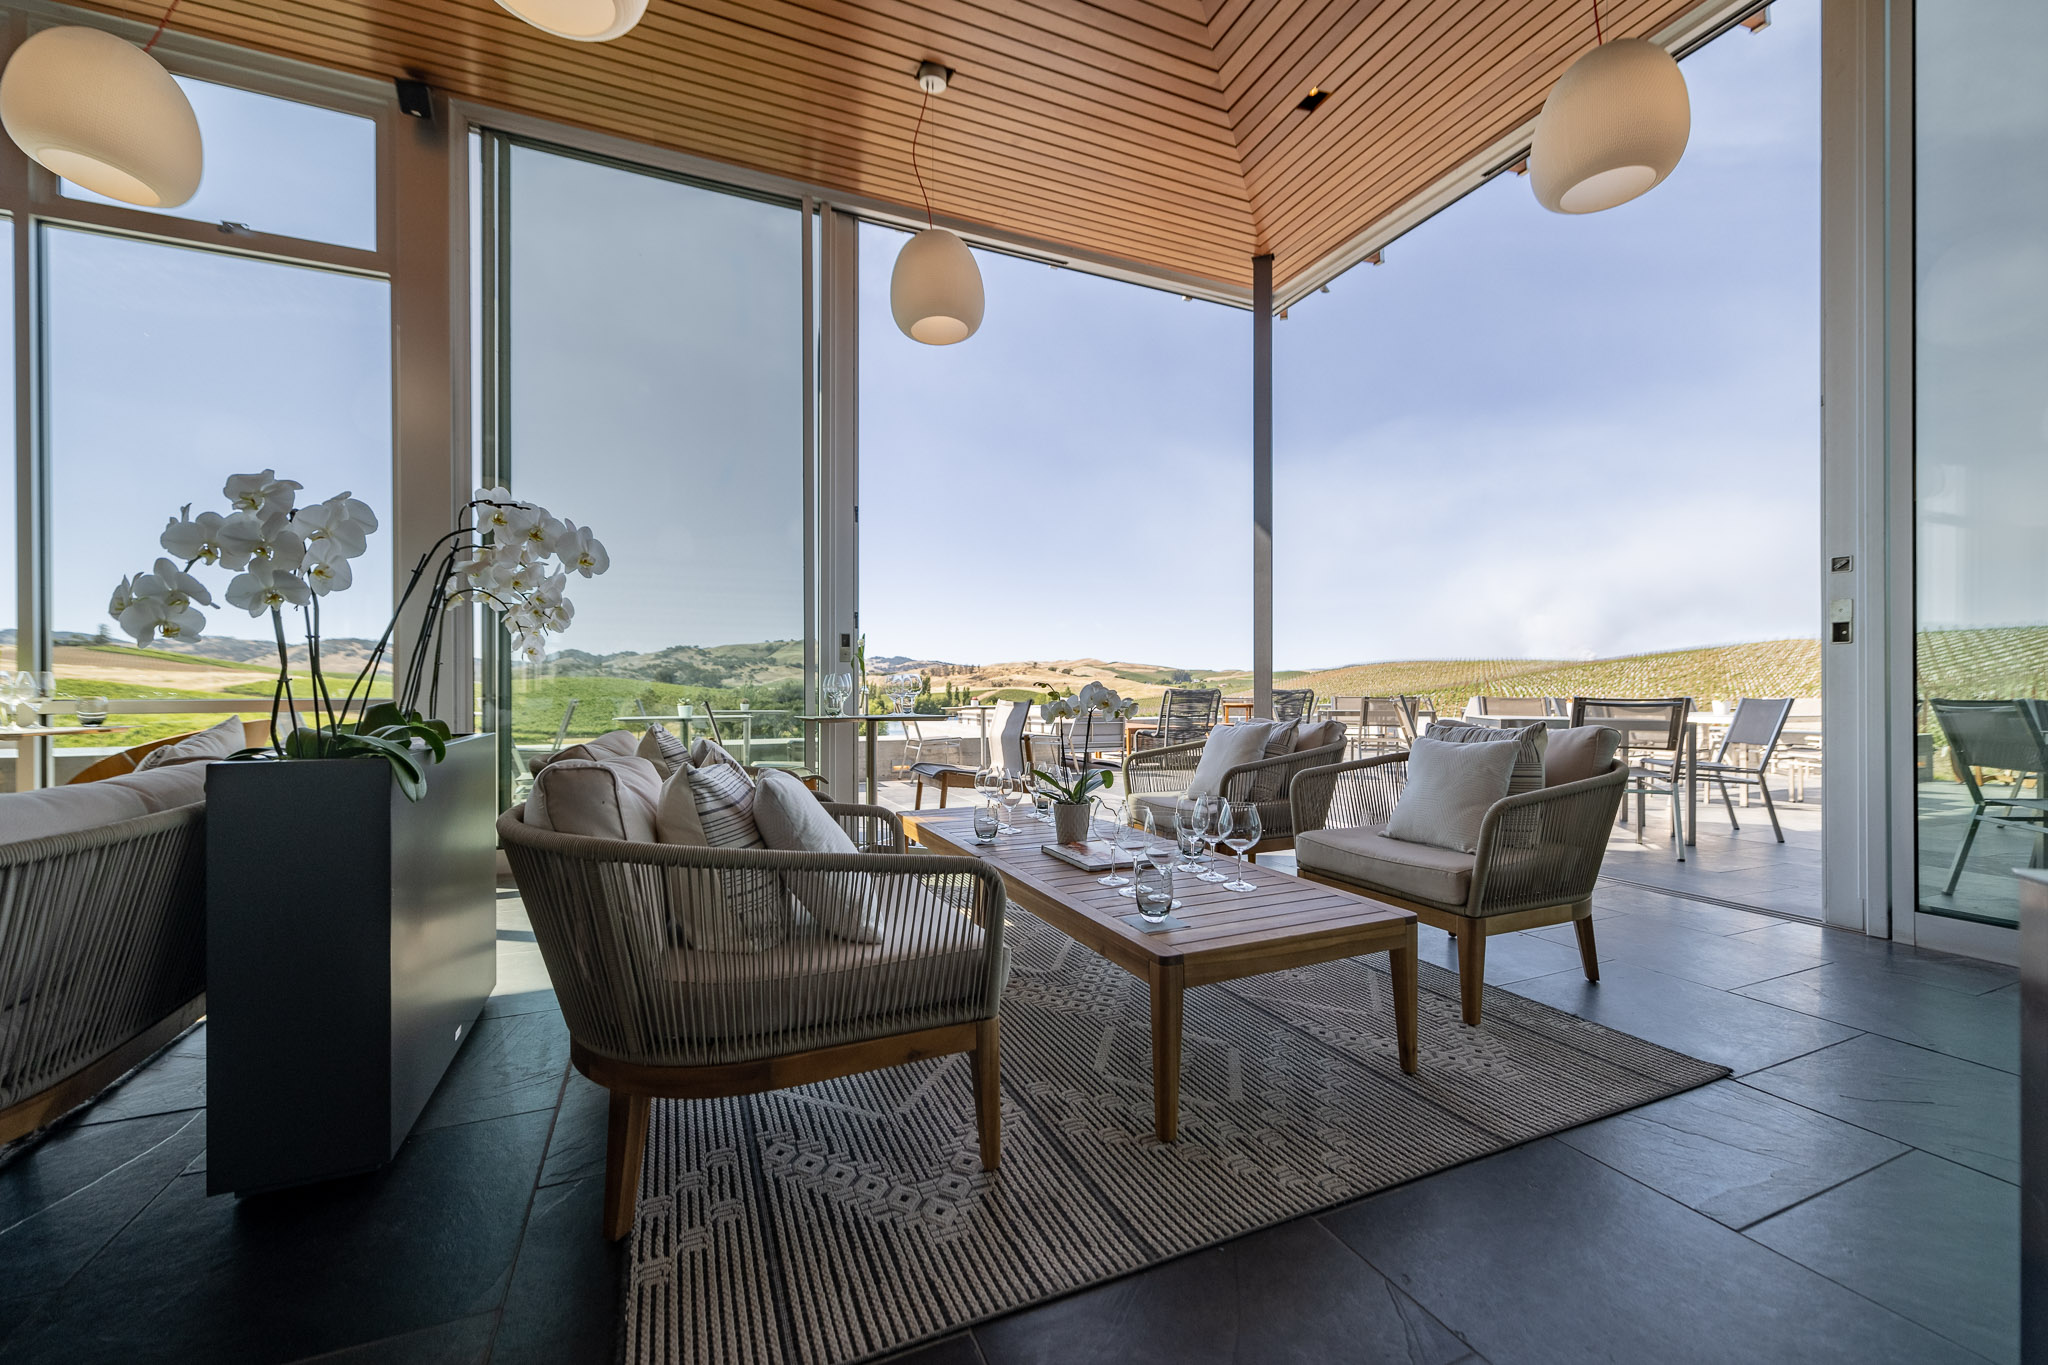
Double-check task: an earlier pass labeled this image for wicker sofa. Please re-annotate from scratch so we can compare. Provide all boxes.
[498,800,1009,1239]
[0,765,212,1143]
[1121,719,1347,855]
[1289,748,1628,1026]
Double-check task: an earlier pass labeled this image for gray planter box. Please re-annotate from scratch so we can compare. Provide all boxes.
[205,733,497,1195]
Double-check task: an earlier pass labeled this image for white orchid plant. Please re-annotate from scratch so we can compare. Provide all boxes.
[1032,681,1141,805]
[111,473,608,800]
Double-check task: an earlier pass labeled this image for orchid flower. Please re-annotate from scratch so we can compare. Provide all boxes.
[224,469,303,519]
[303,543,354,596]
[226,565,312,616]
[217,511,308,574]
[117,582,206,645]
[553,521,610,577]
[109,575,137,619]
[510,513,565,559]
[296,493,377,559]
[161,506,230,565]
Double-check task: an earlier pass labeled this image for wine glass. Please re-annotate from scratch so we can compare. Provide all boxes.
[1029,777,1053,823]
[974,766,1001,812]
[1222,801,1262,891]
[1173,796,1205,874]
[998,775,1026,832]
[1196,797,1231,882]
[1141,806,1174,867]
[1111,807,1145,896]
[1095,798,1131,888]
[0,672,19,711]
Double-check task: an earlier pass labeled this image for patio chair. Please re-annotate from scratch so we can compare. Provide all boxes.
[1474,696,1548,720]
[1928,699,2048,893]
[1057,709,1125,773]
[1121,718,1348,856]
[1272,687,1316,722]
[1771,698,1824,801]
[1290,746,1627,1025]
[1361,698,1412,754]
[1329,696,1366,756]
[912,699,1030,808]
[1131,687,1221,752]
[498,802,1007,1239]
[1666,698,1794,841]
[1570,698,1693,859]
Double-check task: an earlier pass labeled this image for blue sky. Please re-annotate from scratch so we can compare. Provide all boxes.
[862,1,1821,669]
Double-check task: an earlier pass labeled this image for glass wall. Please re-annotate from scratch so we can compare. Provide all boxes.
[44,229,391,772]
[1912,0,2048,925]
[858,221,1250,725]
[485,139,807,795]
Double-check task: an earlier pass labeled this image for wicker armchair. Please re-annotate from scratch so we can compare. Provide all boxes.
[0,807,208,1143]
[1290,752,1628,1026]
[498,802,1009,1239]
[1121,721,1346,855]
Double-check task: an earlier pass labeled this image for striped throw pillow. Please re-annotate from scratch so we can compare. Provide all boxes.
[676,762,792,952]
[636,723,689,777]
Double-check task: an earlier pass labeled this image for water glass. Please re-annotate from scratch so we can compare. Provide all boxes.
[972,803,1000,845]
[1134,858,1174,923]
[77,696,109,726]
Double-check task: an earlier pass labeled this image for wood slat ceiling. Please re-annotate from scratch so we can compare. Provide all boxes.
[76,0,1710,293]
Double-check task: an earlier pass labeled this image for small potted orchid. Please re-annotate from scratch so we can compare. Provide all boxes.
[1033,680,1141,844]
[111,473,608,801]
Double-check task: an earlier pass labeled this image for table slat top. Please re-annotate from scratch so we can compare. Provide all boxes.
[903,808,1412,970]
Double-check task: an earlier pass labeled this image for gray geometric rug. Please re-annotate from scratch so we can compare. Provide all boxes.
[621,905,1727,1364]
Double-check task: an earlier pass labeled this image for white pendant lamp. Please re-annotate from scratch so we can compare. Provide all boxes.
[1529,5,1689,215]
[492,0,647,43]
[0,25,201,208]
[889,62,984,346]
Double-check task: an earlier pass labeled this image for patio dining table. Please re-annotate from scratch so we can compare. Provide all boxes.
[796,710,931,806]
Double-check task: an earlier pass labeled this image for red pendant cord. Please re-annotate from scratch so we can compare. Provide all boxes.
[144,0,181,52]
[909,88,935,230]
[1591,0,1604,44]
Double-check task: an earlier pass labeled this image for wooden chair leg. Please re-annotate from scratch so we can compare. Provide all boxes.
[914,776,926,810]
[971,1017,1002,1170]
[937,780,949,809]
[603,1090,650,1241]
[1454,919,1486,1026]
[1573,911,1600,983]
[1389,931,1419,1075]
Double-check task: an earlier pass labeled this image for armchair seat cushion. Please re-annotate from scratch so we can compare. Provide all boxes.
[1296,824,1473,910]
[649,887,1003,1063]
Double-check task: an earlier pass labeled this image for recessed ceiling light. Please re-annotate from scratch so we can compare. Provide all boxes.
[1297,87,1330,113]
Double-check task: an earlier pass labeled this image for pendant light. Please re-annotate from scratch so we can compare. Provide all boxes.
[0,11,202,209]
[491,0,647,43]
[890,62,984,346]
[1529,1,1689,215]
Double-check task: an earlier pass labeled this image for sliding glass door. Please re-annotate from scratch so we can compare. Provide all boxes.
[479,137,809,801]
[1912,0,2048,926]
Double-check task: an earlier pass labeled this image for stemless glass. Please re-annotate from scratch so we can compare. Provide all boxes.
[1197,797,1231,882]
[1134,857,1174,923]
[972,803,1000,845]
[78,696,110,726]
[1223,801,1262,891]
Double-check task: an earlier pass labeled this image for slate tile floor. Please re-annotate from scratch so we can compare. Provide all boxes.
[0,879,2019,1364]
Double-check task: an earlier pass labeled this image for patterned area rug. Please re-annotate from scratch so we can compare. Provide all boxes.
[621,906,1727,1364]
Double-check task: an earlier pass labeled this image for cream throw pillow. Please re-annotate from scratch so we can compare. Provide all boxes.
[135,715,244,771]
[1187,721,1278,798]
[1384,736,1519,854]
[753,768,881,943]
[525,757,663,841]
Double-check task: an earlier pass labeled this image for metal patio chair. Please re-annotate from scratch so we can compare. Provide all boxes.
[1672,697,1795,841]
[1928,698,2048,893]
[1570,697,1693,859]
[1132,687,1221,752]
[1272,687,1316,722]
[912,699,1031,808]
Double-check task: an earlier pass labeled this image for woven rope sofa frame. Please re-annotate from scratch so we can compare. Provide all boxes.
[1289,752,1628,1026]
[1121,735,1346,856]
[498,801,1009,1239]
[0,804,208,1144]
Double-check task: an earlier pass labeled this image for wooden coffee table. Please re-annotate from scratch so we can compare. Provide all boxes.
[902,808,1418,1141]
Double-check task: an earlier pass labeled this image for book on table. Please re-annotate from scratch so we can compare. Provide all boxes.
[1039,839,1126,872]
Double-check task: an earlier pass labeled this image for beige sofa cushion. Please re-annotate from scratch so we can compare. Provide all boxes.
[526,757,662,841]
[531,729,641,776]
[0,782,151,845]
[1294,719,1348,753]
[1188,720,1277,797]
[1546,725,1622,786]
[1132,791,1187,835]
[101,764,210,812]
[135,715,244,771]
[647,885,999,1063]
[1296,824,1475,909]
